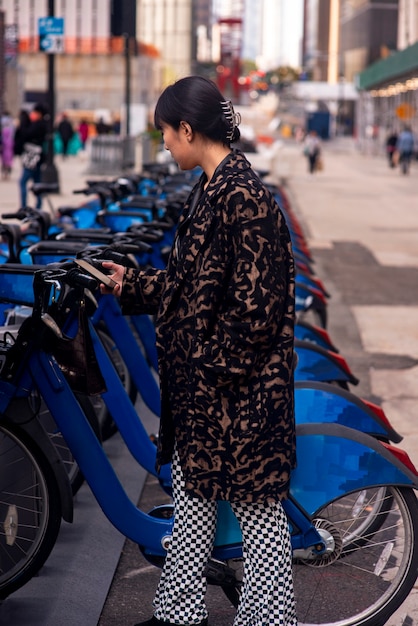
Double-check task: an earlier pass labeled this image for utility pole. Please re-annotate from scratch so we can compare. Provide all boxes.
[124,33,131,136]
[41,0,60,189]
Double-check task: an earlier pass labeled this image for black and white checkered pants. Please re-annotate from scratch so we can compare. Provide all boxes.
[153,449,297,625]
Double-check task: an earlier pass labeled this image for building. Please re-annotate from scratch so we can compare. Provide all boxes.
[397,0,418,49]
[0,0,164,129]
[303,0,340,83]
[136,0,194,85]
[303,0,400,83]
[0,0,219,127]
[354,0,418,152]
[340,0,399,82]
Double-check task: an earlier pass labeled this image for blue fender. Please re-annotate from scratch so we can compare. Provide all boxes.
[295,339,359,385]
[291,423,418,516]
[295,282,327,328]
[295,381,402,442]
[295,320,339,352]
[295,270,330,298]
[213,422,417,550]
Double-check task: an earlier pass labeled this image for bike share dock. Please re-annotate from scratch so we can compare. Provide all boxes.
[0,141,417,626]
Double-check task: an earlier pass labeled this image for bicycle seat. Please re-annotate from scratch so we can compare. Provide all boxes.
[31,182,60,196]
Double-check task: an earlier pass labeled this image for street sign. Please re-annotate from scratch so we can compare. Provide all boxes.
[38,17,64,54]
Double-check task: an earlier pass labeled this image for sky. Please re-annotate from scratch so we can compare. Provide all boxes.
[242,0,304,68]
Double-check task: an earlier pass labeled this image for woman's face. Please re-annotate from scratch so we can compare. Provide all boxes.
[160,122,197,170]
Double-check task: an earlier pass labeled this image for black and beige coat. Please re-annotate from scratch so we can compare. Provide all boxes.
[120,150,296,503]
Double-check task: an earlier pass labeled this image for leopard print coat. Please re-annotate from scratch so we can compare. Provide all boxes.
[120,150,296,503]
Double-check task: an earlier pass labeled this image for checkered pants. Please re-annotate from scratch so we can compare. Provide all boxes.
[153,449,297,625]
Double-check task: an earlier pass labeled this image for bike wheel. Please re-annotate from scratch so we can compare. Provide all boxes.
[221,487,418,626]
[90,327,137,441]
[37,391,102,495]
[0,420,62,599]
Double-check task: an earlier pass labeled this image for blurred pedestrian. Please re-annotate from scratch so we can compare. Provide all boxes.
[396,126,415,175]
[16,103,48,209]
[1,112,15,180]
[112,115,121,135]
[385,130,398,168]
[96,117,109,135]
[57,113,74,158]
[303,130,321,173]
[78,119,89,149]
[101,75,297,626]
[13,109,31,158]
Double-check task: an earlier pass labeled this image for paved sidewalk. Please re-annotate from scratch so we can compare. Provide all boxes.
[282,138,418,626]
[0,151,94,216]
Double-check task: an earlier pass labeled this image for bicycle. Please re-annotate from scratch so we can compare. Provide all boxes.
[0,263,417,626]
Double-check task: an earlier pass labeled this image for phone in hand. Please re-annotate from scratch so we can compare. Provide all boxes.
[74,258,117,290]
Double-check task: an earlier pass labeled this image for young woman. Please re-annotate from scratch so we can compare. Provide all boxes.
[101,75,297,626]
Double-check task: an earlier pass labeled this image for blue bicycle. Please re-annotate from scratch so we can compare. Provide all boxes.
[0,263,417,626]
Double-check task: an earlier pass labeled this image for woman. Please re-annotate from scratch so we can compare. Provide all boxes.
[102,76,297,626]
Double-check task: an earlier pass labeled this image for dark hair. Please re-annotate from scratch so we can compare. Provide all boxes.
[18,109,31,126]
[33,102,48,117]
[154,75,240,145]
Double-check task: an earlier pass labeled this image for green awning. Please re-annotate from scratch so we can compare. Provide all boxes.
[357,42,418,90]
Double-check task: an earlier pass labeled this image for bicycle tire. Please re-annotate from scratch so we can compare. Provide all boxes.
[337,486,394,552]
[36,390,102,495]
[90,327,137,441]
[221,486,418,626]
[0,420,62,599]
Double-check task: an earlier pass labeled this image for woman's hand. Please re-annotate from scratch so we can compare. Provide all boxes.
[100,261,125,296]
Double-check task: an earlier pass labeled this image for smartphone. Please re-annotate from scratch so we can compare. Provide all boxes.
[74,258,117,290]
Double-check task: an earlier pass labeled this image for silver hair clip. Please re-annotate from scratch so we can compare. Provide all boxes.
[220,100,241,142]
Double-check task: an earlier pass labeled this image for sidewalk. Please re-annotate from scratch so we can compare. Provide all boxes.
[0,151,100,216]
[281,138,418,626]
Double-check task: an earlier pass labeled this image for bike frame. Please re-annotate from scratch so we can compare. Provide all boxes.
[91,294,161,416]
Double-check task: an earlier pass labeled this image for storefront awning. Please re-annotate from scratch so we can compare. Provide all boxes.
[357,42,418,91]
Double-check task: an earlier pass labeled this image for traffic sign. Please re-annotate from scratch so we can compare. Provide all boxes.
[38,17,64,53]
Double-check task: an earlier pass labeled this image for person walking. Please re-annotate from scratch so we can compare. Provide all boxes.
[57,113,74,158]
[385,130,398,168]
[78,119,89,149]
[303,130,322,173]
[101,75,297,626]
[396,126,415,174]
[16,103,48,209]
[1,112,15,180]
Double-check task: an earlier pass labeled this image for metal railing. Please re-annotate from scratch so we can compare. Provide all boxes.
[88,135,136,174]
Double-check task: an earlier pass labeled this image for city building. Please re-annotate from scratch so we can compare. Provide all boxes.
[303,0,400,83]
[397,0,418,49]
[0,0,223,128]
[303,0,340,83]
[354,0,418,153]
[0,0,163,129]
[340,0,399,82]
